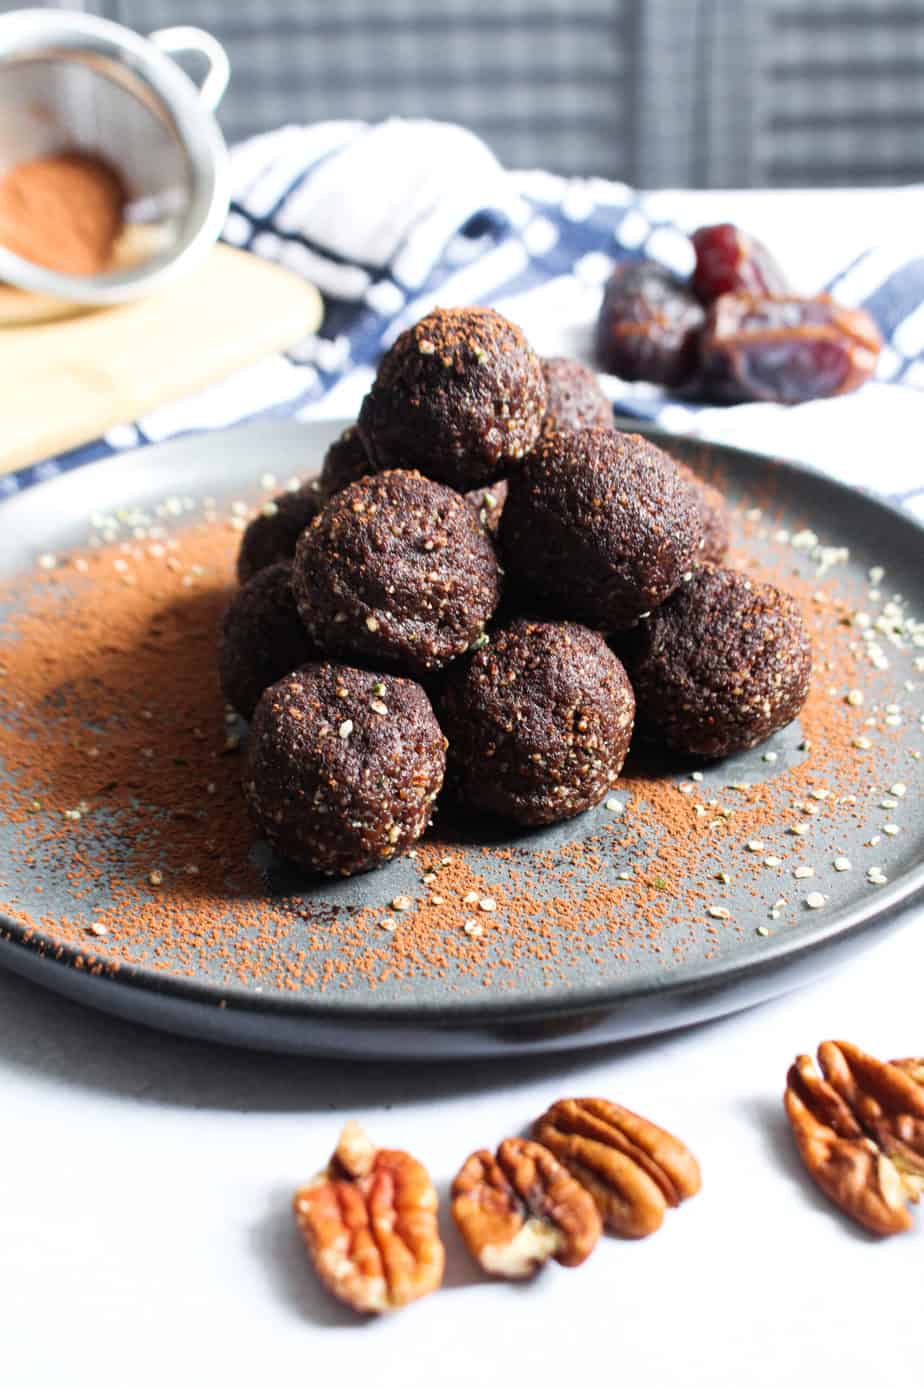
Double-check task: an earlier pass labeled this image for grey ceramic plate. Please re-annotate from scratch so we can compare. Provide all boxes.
[0,418,922,1058]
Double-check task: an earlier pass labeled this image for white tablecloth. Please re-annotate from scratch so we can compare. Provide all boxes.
[2,188,921,1385]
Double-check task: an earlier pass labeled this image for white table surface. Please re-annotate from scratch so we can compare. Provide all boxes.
[2,925,921,1384]
[2,187,923,1385]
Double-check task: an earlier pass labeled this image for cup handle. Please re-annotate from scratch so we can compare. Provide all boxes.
[148,26,231,112]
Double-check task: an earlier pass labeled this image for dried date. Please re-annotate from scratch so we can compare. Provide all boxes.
[699,293,881,405]
[595,259,705,388]
[692,222,788,304]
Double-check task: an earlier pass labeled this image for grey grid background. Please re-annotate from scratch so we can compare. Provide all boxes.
[14,0,924,185]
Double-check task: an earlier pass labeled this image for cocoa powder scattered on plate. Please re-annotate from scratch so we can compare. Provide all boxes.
[0,480,920,1000]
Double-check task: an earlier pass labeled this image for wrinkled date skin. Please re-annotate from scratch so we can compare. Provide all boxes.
[691,222,788,304]
[699,293,881,405]
[595,259,705,388]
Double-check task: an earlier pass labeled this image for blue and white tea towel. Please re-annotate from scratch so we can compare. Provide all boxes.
[11,118,924,521]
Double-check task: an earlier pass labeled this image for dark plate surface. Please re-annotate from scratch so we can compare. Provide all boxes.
[1,419,922,1057]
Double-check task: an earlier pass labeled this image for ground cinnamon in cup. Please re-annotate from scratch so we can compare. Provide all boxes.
[0,150,125,275]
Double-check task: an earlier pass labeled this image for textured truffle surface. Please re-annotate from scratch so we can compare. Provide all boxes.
[292,470,502,677]
[500,429,703,632]
[675,460,731,565]
[621,564,812,758]
[465,480,508,537]
[540,357,612,438]
[245,663,446,876]
[317,424,374,501]
[218,561,318,720]
[358,307,547,489]
[439,619,635,826]
[236,484,322,584]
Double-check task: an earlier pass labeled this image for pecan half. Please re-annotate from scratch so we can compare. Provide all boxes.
[892,1057,924,1085]
[533,1097,701,1238]
[293,1120,445,1313]
[818,1041,924,1202]
[784,1044,924,1236]
[452,1137,601,1279]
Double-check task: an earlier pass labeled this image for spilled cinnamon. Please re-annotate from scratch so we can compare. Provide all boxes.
[0,472,921,1002]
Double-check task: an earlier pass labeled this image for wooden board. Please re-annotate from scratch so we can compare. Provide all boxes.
[0,245,323,472]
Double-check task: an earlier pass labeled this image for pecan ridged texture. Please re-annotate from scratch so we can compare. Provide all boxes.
[532,1097,701,1238]
[892,1057,924,1085]
[451,1137,601,1279]
[292,1121,445,1313]
[784,1041,924,1236]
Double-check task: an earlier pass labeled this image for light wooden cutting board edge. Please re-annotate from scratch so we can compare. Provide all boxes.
[0,245,323,474]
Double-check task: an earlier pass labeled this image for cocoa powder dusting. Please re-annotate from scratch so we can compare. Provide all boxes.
[0,151,125,275]
[0,471,922,1005]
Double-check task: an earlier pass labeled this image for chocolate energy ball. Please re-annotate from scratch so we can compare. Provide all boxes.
[499,428,703,633]
[358,306,547,490]
[465,480,508,537]
[236,482,322,584]
[293,470,502,677]
[439,620,635,827]
[317,424,374,502]
[218,561,318,720]
[540,357,612,438]
[675,460,730,565]
[622,564,812,759]
[245,664,446,877]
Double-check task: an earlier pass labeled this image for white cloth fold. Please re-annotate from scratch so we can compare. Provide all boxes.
[7,118,924,525]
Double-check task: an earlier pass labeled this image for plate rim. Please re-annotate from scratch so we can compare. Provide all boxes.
[2,418,923,1033]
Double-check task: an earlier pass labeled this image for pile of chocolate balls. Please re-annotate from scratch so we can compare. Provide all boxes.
[219,306,812,878]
